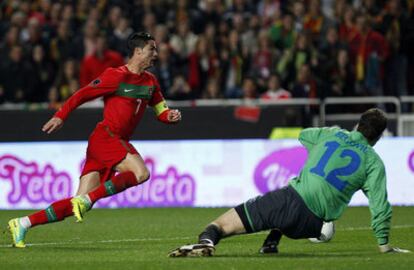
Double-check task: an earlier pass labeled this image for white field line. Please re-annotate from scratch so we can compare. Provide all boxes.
[1,224,413,248]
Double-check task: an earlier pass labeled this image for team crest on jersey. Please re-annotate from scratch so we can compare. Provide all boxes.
[90,79,101,87]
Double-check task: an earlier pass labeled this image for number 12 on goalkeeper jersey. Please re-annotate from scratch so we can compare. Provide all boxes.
[310,141,361,191]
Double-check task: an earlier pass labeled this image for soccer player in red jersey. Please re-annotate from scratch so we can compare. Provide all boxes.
[7,32,182,248]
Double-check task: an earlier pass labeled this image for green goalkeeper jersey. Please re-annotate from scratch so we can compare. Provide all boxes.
[289,127,392,245]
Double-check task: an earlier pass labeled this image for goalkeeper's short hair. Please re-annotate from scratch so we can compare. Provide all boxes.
[357,108,387,143]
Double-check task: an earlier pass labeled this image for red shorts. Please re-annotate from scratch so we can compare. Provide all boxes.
[81,124,138,183]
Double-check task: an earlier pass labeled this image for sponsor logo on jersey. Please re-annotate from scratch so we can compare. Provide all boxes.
[90,79,101,87]
[116,82,154,99]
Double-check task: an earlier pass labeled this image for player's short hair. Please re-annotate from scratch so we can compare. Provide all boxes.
[357,108,387,143]
[127,32,155,57]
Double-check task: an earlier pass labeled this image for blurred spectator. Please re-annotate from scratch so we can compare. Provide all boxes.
[49,21,75,63]
[30,44,55,102]
[257,0,282,27]
[292,64,318,99]
[348,13,389,96]
[260,73,291,100]
[21,17,49,57]
[75,0,89,25]
[170,21,198,62]
[319,26,342,76]
[321,0,335,20]
[224,0,254,22]
[0,0,412,105]
[151,43,176,97]
[154,24,170,44]
[0,25,20,59]
[197,0,222,31]
[241,14,262,54]
[49,2,62,28]
[88,7,103,24]
[241,77,257,100]
[230,12,245,34]
[277,32,318,88]
[355,0,383,22]
[108,17,133,57]
[72,19,100,60]
[381,0,410,100]
[107,5,122,33]
[251,30,275,92]
[338,5,357,43]
[224,30,244,98]
[79,33,124,87]
[269,13,295,51]
[187,35,211,98]
[132,0,167,31]
[142,12,158,35]
[327,49,355,97]
[167,0,191,27]
[333,0,347,26]
[168,74,192,100]
[0,45,34,103]
[291,0,305,32]
[217,18,230,44]
[303,0,330,44]
[61,4,77,32]
[202,78,223,99]
[48,59,79,109]
[406,4,414,98]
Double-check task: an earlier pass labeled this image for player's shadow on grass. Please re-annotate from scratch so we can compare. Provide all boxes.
[214,253,361,258]
[35,246,122,251]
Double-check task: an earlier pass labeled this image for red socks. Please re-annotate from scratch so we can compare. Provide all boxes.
[26,172,138,228]
[28,198,73,227]
[88,171,138,203]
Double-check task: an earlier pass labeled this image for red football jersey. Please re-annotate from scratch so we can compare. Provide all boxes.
[55,65,165,139]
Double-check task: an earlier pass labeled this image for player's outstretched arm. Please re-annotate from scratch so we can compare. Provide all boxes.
[42,117,63,134]
[379,244,411,253]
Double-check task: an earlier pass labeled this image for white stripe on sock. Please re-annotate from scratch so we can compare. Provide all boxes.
[85,194,92,204]
[19,216,31,229]
[200,238,214,245]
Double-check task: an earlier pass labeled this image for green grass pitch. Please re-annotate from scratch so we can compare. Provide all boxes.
[1,207,413,270]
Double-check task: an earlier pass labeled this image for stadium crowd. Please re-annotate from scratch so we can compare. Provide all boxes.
[0,0,413,108]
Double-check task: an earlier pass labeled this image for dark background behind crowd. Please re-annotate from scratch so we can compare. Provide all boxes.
[0,0,413,110]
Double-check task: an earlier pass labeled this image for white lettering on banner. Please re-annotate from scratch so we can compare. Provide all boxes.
[95,158,196,207]
[27,175,43,202]
[263,163,297,191]
[0,155,72,204]
[176,176,195,202]
[150,180,164,203]
[1,139,414,208]
[409,150,414,174]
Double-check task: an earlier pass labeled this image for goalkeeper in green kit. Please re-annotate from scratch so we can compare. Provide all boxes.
[169,108,410,257]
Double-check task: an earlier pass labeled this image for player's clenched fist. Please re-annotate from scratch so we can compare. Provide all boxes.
[168,109,182,123]
[42,117,63,134]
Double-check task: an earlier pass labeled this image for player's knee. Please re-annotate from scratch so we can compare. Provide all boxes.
[133,168,150,184]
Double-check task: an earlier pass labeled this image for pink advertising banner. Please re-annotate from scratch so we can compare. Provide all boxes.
[1,139,413,209]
